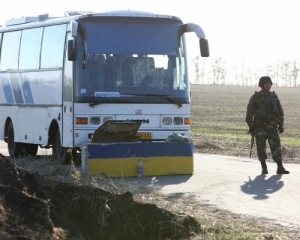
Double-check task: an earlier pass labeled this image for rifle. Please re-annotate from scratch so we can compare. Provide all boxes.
[249,133,255,158]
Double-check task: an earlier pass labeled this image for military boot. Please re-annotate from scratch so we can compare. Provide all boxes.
[260,160,268,174]
[276,161,290,174]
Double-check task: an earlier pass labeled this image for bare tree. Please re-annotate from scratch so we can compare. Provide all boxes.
[272,61,281,86]
[200,58,208,84]
[291,59,299,87]
[279,61,292,86]
[193,56,209,84]
[193,56,200,84]
[251,69,260,86]
[232,59,248,86]
[232,62,239,86]
[212,57,226,85]
[246,65,255,86]
[193,56,300,87]
[265,64,275,79]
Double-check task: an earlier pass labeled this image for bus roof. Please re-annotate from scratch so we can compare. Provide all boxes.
[81,10,182,21]
[0,10,182,32]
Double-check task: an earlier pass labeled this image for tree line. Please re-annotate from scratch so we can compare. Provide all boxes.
[193,56,300,87]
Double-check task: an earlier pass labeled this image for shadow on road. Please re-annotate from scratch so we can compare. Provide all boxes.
[240,174,283,200]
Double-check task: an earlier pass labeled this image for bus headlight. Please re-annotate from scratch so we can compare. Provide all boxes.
[103,116,113,123]
[162,117,172,125]
[90,117,100,125]
[174,117,183,125]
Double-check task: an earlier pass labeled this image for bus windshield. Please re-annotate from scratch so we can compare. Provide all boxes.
[74,18,189,104]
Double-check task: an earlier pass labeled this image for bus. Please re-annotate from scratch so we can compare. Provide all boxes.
[0,10,209,164]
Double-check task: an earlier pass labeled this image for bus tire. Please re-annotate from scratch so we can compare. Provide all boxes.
[7,122,23,157]
[52,129,72,165]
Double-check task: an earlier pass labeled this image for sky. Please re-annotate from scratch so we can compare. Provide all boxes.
[1,0,300,68]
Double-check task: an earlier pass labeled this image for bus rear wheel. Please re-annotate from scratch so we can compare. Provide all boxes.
[7,122,38,157]
[7,122,22,157]
[52,130,73,165]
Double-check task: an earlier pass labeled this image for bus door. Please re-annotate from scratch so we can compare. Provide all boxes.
[62,33,74,148]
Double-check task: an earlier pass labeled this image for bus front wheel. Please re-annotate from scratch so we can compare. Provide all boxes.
[52,130,73,165]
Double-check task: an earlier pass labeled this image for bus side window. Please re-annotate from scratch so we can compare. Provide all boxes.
[0,31,22,70]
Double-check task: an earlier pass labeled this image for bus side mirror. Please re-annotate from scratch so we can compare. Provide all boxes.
[200,39,209,57]
[68,39,77,61]
[70,20,78,37]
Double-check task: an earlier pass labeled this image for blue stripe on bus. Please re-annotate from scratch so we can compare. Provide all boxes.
[87,142,193,159]
[0,75,14,103]
[21,79,34,103]
[10,74,24,103]
[3,84,15,103]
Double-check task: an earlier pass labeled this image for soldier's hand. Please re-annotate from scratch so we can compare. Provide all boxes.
[248,126,256,134]
[278,127,284,134]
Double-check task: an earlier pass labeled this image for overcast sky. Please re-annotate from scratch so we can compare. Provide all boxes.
[1,0,300,66]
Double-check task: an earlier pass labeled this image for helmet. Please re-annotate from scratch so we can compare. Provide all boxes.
[258,76,273,88]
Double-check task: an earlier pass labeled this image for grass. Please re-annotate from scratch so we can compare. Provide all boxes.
[281,137,300,145]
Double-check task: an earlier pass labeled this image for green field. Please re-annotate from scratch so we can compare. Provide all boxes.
[190,85,300,162]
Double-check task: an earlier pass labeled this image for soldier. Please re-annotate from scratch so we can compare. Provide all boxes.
[245,76,289,174]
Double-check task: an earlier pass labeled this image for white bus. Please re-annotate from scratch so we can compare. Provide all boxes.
[0,10,209,164]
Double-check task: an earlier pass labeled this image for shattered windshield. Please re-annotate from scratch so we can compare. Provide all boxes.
[74,18,190,104]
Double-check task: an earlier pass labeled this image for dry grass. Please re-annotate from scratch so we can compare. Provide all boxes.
[135,192,300,239]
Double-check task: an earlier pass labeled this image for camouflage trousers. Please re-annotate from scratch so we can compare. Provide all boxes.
[255,123,282,163]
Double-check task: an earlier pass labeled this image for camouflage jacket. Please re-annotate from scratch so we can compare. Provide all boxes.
[245,90,284,127]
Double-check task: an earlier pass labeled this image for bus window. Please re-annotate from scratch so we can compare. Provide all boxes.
[0,33,2,51]
[41,24,67,68]
[63,34,73,102]
[19,28,43,70]
[0,31,22,70]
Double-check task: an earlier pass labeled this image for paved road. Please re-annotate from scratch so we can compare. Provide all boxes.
[1,141,299,229]
[122,154,300,229]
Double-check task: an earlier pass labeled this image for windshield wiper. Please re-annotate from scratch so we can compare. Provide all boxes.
[124,93,182,108]
[89,102,101,107]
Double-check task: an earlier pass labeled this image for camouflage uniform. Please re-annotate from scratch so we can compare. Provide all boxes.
[245,90,284,163]
[245,76,289,174]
